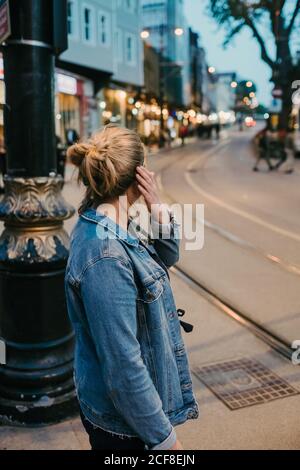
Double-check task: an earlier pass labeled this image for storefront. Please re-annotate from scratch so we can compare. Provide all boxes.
[0,57,5,143]
[55,71,96,144]
[0,59,99,147]
[97,87,131,128]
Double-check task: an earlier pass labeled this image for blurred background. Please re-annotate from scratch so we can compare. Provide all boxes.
[0,0,300,450]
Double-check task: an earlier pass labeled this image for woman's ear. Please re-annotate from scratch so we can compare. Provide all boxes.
[127,182,140,206]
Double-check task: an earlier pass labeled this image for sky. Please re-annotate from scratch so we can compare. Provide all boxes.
[184,0,274,105]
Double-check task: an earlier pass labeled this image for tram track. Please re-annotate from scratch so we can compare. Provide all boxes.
[171,265,294,361]
[152,138,298,362]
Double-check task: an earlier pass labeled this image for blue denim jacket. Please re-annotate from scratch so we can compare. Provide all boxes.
[65,208,199,450]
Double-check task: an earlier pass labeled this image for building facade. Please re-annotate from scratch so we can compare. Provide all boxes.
[208,72,237,118]
[141,0,191,107]
[56,0,144,143]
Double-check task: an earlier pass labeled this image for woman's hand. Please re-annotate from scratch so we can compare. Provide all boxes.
[136,166,161,210]
[136,166,170,224]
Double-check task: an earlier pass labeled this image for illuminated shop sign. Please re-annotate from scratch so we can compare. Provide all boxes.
[0,57,3,79]
[57,73,77,95]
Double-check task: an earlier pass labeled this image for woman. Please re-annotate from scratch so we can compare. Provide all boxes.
[65,125,199,451]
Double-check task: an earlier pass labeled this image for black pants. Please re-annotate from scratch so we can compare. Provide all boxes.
[80,409,146,450]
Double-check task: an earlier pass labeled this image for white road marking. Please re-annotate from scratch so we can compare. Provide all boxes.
[185,144,300,244]
[156,139,300,277]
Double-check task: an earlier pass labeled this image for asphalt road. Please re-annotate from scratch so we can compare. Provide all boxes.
[143,128,300,347]
[1,129,300,450]
[63,127,300,345]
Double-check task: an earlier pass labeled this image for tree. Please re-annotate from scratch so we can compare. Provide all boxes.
[208,0,300,130]
[234,80,258,115]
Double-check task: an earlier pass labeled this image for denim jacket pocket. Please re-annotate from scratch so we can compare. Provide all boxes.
[137,278,165,331]
[137,277,164,304]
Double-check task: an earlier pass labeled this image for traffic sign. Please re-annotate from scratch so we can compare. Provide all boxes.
[269,98,283,113]
[272,87,283,99]
[0,0,10,44]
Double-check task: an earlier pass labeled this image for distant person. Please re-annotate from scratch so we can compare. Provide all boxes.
[0,138,7,193]
[66,128,80,146]
[179,124,188,146]
[164,129,172,148]
[272,128,288,172]
[56,135,67,180]
[206,124,213,139]
[197,123,205,139]
[215,122,221,140]
[253,128,273,172]
[238,116,244,132]
[274,128,296,174]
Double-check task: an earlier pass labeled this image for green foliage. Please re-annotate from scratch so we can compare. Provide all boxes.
[207,0,300,69]
[208,0,300,129]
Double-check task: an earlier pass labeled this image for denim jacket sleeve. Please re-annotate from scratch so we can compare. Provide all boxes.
[80,256,177,450]
[151,214,181,268]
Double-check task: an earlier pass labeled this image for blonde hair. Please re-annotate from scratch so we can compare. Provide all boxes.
[67,125,146,214]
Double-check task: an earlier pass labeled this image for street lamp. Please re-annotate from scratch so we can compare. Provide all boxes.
[0,0,76,425]
[174,28,184,37]
[141,30,150,40]
[208,66,216,74]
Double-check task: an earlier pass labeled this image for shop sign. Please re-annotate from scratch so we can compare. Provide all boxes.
[272,87,283,99]
[0,57,4,79]
[57,73,77,95]
[269,98,282,113]
[0,0,11,44]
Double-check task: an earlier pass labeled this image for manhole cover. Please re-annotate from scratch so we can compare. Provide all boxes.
[192,358,299,410]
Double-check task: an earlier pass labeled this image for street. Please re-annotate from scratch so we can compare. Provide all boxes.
[148,128,300,346]
[0,0,299,455]
[2,128,299,450]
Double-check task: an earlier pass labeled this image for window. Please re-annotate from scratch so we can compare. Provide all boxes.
[125,33,136,65]
[82,4,95,44]
[98,11,111,47]
[67,0,78,39]
[115,29,123,62]
[125,0,135,11]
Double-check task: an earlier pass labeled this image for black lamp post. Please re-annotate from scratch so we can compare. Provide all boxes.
[0,0,77,425]
[158,24,166,149]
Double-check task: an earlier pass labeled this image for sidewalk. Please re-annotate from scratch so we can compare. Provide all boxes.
[1,138,300,449]
[1,269,299,449]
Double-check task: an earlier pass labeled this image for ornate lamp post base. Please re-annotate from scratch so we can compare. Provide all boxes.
[0,176,78,425]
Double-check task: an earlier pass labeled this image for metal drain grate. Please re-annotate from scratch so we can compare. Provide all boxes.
[192,358,299,410]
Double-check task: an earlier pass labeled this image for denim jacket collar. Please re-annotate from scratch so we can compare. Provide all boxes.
[80,208,140,247]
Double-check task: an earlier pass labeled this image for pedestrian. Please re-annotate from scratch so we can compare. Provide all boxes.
[275,128,296,174]
[179,124,188,146]
[164,128,172,148]
[215,121,221,140]
[238,115,244,132]
[271,128,288,172]
[56,135,67,180]
[0,137,7,193]
[66,128,80,146]
[65,124,199,451]
[206,123,213,139]
[253,127,273,172]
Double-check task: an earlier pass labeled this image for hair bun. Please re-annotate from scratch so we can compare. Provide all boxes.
[67,142,89,167]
